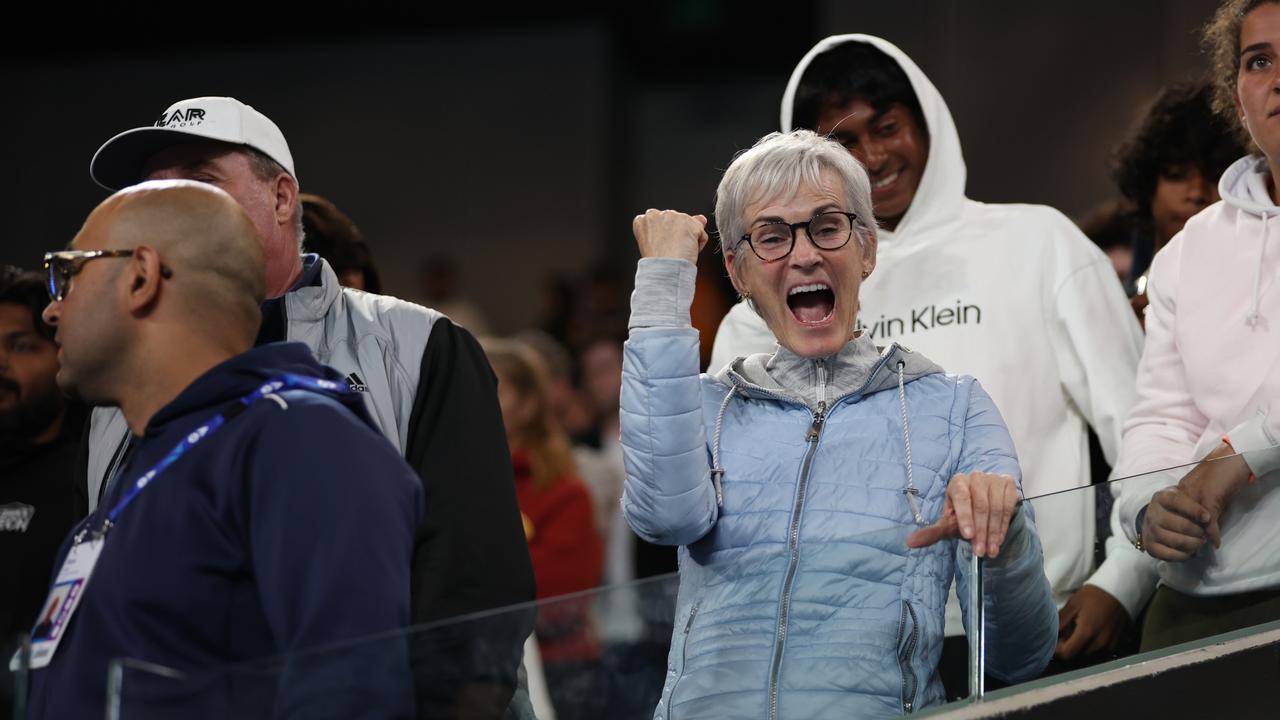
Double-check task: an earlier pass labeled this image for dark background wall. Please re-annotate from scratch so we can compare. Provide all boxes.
[0,1,1222,333]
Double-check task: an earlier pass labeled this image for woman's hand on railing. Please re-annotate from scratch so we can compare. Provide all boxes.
[905,472,1020,558]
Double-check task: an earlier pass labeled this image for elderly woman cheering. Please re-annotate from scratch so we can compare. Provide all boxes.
[621,130,1056,720]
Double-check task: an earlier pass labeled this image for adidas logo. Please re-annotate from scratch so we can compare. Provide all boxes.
[345,372,369,393]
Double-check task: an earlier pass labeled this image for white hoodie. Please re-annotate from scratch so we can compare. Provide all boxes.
[709,35,1154,625]
[1116,154,1280,596]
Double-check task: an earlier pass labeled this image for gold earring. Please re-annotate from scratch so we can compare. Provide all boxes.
[861,270,869,279]
[740,290,752,300]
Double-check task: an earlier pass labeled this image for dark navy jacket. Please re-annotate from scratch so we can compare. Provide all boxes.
[28,342,422,719]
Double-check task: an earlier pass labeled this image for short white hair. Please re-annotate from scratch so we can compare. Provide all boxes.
[715,129,875,269]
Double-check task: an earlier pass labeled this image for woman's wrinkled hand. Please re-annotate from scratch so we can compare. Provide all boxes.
[905,472,1021,558]
[632,209,709,265]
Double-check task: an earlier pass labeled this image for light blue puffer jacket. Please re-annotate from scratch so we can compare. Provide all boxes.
[620,323,1056,720]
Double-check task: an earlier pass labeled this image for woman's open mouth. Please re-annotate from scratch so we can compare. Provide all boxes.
[787,283,835,324]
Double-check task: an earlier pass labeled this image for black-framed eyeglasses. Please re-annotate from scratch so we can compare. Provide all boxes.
[738,211,858,262]
[42,250,135,302]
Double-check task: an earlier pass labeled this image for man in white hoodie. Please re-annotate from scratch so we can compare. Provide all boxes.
[709,35,1152,684]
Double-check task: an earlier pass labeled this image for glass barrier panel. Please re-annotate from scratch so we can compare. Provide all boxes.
[103,573,681,720]
[976,445,1280,702]
[100,528,997,719]
[42,449,1280,718]
[90,446,1280,718]
[105,658,197,720]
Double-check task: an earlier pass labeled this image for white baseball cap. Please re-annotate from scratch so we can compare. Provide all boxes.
[90,96,297,190]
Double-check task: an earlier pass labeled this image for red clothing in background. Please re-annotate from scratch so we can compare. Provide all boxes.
[512,450,603,662]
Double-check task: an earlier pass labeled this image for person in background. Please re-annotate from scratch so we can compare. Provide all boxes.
[414,256,491,335]
[1112,82,1244,318]
[0,268,85,720]
[536,277,578,351]
[579,337,622,452]
[577,335,678,584]
[1117,0,1280,652]
[301,193,383,293]
[1067,81,1244,656]
[571,335,631,587]
[484,338,603,720]
[1079,201,1139,288]
[513,330,594,441]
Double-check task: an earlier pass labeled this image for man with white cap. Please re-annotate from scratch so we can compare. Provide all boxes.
[85,97,535,719]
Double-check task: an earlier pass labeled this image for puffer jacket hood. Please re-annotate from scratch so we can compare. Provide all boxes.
[1218,154,1275,326]
[780,34,967,241]
[716,333,943,410]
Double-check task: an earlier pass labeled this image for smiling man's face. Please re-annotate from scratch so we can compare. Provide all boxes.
[815,99,929,232]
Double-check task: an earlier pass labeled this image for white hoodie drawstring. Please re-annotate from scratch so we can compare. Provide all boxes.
[897,360,925,526]
[709,388,737,507]
[1247,213,1268,327]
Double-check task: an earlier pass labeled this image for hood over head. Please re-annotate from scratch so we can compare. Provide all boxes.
[705,334,945,522]
[780,34,967,240]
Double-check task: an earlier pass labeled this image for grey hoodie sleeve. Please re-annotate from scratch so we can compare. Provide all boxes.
[629,257,697,329]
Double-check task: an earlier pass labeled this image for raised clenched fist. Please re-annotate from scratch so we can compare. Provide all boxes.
[632,209,710,265]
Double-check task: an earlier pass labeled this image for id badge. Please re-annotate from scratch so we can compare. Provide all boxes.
[19,538,104,670]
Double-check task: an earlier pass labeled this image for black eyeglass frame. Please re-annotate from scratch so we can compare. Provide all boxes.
[737,211,860,263]
[42,249,135,302]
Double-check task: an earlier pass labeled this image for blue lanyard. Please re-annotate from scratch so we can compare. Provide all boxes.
[80,373,349,542]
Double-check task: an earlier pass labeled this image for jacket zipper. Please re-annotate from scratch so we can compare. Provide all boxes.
[664,602,701,719]
[898,601,921,714]
[767,401,826,720]
[722,347,908,718]
[816,358,827,408]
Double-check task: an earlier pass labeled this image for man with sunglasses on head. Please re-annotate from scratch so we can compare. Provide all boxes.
[710,36,1148,691]
[26,181,422,718]
[84,97,534,718]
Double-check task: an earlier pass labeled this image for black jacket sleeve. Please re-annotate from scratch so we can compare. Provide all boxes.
[404,318,536,720]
